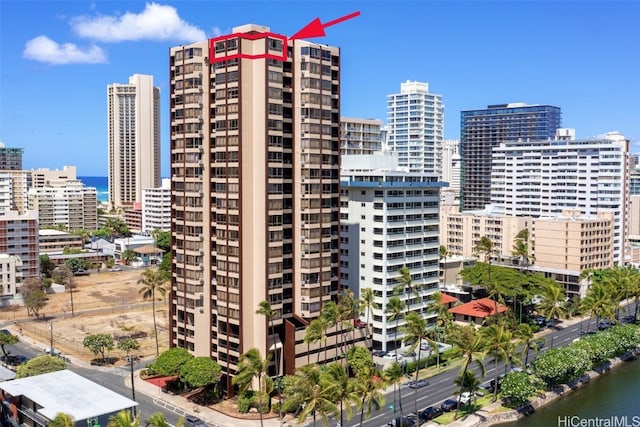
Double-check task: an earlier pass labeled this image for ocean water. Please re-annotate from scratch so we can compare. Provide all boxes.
[78,176,108,202]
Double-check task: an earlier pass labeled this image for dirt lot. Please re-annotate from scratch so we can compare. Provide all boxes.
[1,269,170,365]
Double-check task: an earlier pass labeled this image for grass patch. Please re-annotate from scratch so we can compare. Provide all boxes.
[431,395,497,424]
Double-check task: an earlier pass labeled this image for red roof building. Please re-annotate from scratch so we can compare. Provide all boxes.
[448,298,508,325]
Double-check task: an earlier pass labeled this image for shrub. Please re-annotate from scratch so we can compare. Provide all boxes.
[237,391,253,413]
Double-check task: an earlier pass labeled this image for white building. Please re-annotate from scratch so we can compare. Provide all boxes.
[0,254,22,306]
[491,129,629,264]
[142,178,171,233]
[340,117,383,155]
[27,180,98,230]
[387,81,444,176]
[340,152,445,351]
[107,74,160,210]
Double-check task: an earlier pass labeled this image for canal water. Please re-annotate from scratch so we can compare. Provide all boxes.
[502,356,640,426]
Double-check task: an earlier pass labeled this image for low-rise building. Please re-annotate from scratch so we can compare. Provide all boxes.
[0,210,39,278]
[0,369,137,427]
[39,229,84,254]
[448,297,508,325]
[0,254,22,306]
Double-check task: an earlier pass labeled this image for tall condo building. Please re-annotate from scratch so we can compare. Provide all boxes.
[491,130,629,264]
[27,180,98,231]
[0,143,23,171]
[460,103,561,211]
[387,81,444,176]
[107,74,161,211]
[0,210,39,279]
[340,152,445,351]
[170,24,358,394]
[142,178,171,233]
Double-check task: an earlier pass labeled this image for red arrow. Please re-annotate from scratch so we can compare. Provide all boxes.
[289,11,361,40]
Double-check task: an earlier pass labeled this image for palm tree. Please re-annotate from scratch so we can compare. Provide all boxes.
[580,281,616,332]
[233,348,271,427]
[453,370,482,408]
[537,282,569,347]
[137,268,168,356]
[512,228,533,269]
[439,245,449,262]
[322,362,359,427]
[515,323,537,367]
[356,365,386,427]
[480,324,514,401]
[394,266,424,315]
[402,311,432,416]
[321,301,340,361]
[107,410,139,427]
[429,291,453,369]
[304,318,325,364]
[385,296,406,354]
[383,362,404,418]
[359,287,378,344]
[475,235,499,319]
[289,365,338,427]
[256,300,281,424]
[337,290,357,355]
[449,325,486,417]
[605,265,639,319]
[146,413,184,427]
[49,413,75,427]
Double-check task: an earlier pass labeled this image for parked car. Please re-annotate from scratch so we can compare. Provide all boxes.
[354,318,367,329]
[620,315,637,324]
[383,352,402,361]
[1,355,28,367]
[598,319,614,330]
[441,398,459,412]
[385,416,415,427]
[459,391,472,405]
[73,268,90,276]
[0,329,12,336]
[184,415,208,427]
[404,379,429,389]
[529,338,546,349]
[109,267,123,272]
[419,406,443,421]
[372,350,387,357]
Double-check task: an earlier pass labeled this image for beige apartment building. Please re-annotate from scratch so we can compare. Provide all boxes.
[340,117,383,155]
[533,211,614,271]
[27,180,98,231]
[170,25,355,394]
[107,74,161,210]
[439,204,531,260]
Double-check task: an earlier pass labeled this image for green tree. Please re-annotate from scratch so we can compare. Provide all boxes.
[146,413,184,427]
[151,347,192,376]
[158,252,171,280]
[21,277,47,319]
[320,301,340,361]
[453,370,482,408]
[64,258,89,271]
[122,249,138,265]
[501,371,539,409]
[16,354,66,378]
[117,338,140,357]
[83,333,115,363]
[394,266,424,315]
[180,356,222,389]
[138,268,168,356]
[439,245,449,262]
[107,410,139,427]
[49,413,75,427]
[512,228,533,268]
[605,265,639,319]
[474,235,494,284]
[401,311,432,415]
[0,332,18,357]
[233,349,271,424]
[515,323,537,367]
[152,229,171,252]
[346,346,374,376]
[337,289,358,354]
[40,254,54,278]
[303,318,325,364]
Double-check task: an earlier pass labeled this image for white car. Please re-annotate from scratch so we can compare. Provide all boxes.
[459,392,472,405]
[383,352,403,361]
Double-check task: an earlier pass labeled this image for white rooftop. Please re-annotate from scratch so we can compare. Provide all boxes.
[0,369,137,420]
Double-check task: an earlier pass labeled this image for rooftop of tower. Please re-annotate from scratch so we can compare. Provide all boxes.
[232,23,271,34]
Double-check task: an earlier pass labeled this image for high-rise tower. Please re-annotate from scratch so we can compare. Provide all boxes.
[460,103,561,211]
[170,24,355,394]
[387,81,444,176]
[107,74,161,211]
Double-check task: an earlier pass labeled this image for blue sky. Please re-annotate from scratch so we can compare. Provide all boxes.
[1,0,638,177]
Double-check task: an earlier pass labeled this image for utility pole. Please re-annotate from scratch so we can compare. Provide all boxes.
[48,321,54,354]
[129,355,137,415]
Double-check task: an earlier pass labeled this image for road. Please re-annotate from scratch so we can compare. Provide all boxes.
[337,307,638,427]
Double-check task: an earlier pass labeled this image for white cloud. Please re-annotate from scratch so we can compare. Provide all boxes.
[70,2,206,42]
[23,36,107,65]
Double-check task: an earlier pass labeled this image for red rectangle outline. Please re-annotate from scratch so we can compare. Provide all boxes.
[209,32,288,63]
